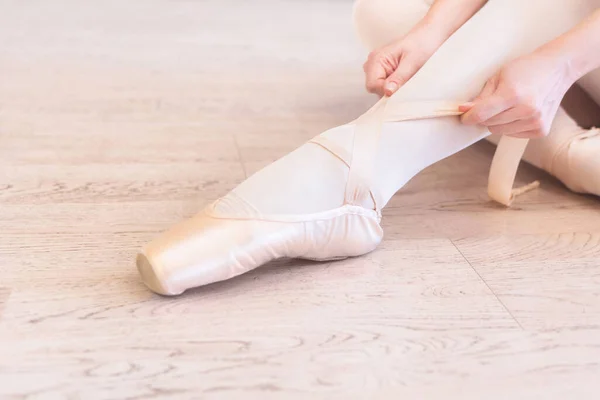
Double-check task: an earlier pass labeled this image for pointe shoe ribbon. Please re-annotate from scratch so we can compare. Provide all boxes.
[312,97,534,208]
[311,97,465,211]
[487,136,539,206]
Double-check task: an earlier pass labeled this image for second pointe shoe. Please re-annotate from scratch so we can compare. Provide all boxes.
[535,110,600,196]
[486,108,600,198]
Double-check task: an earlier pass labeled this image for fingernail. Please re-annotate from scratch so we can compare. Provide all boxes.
[384,82,398,95]
[458,102,474,112]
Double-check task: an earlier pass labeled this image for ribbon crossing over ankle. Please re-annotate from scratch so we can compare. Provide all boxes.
[311,97,537,209]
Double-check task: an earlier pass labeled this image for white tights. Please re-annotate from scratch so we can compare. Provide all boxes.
[230,0,596,217]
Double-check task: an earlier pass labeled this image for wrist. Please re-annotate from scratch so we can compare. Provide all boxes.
[537,38,596,87]
[566,40,600,83]
[543,9,600,83]
[533,43,580,89]
[407,19,451,53]
[420,0,487,42]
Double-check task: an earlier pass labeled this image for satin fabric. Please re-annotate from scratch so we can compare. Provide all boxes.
[138,200,382,295]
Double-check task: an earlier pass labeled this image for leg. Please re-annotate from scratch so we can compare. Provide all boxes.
[232,0,433,215]
[354,0,600,198]
[138,0,595,295]
[352,0,431,50]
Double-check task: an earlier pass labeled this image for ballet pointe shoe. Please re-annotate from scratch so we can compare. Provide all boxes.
[564,130,600,195]
[136,97,470,295]
[537,111,600,196]
[137,193,383,296]
[486,109,600,198]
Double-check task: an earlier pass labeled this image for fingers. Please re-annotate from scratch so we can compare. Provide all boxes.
[458,76,498,114]
[507,130,543,139]
[476,76,498,101]
[363,47,401,96]
[481,107,529,126]
[458,103,474,113]
[488,118,544,137]
[461,93,513,126]
[384,55,419,96]
[363,57,388,96]
[461,77,510,125]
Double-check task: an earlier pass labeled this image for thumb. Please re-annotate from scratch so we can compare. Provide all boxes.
[383,58,418,97]
[476,75,499,101]
[461,93,511,126]
[458,75,498,112]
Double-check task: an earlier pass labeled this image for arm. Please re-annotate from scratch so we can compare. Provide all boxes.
[364,0,488,96]
[420,0,488,42]
[550,8,600,82]
[461,8,600,138]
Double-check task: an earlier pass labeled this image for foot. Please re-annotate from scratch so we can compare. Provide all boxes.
[137,192,383,295]
[486,108,600,196]
[136,97,485,296]
[137,122,384,295]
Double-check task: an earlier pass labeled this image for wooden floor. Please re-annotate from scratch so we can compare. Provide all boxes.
[1,1,600,398]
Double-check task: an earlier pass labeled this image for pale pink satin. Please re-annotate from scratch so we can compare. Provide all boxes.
[138,199,382,295]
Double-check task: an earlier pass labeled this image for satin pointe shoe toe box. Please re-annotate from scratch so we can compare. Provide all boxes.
[137,201,383,296]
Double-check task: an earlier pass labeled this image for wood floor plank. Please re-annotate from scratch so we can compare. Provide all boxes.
[2,0,600,398]
[454,233,600,329]
[0,238,515,327]
[0,238,520,398]
[2,324,600,398]
[0,163,243,204]
[0,288,10,321]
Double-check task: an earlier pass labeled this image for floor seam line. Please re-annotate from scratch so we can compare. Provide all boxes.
[450,239,525,331]
[232,134,248,179]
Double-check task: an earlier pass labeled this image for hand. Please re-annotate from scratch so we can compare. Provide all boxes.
[460,49,575,138]
[363,26,446,97]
